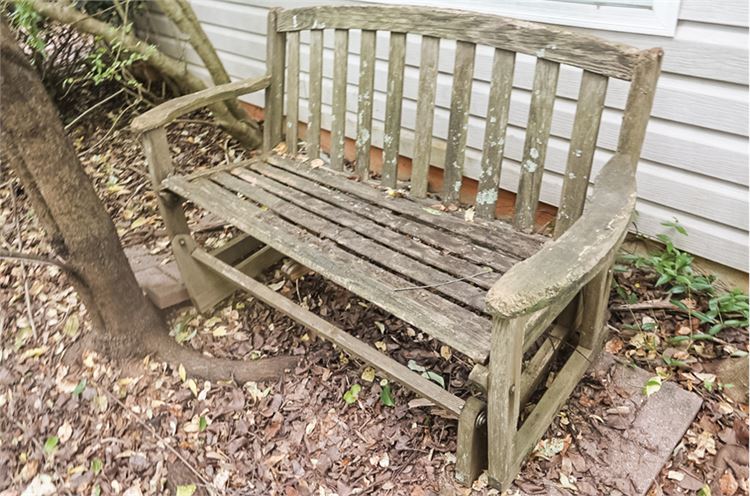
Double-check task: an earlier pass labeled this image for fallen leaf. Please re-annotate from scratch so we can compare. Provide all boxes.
[175,484,196,496]
[361,367,376,383]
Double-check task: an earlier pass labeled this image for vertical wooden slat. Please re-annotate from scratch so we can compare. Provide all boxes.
[578,257,613,351]
[263,8,286,155]
[330,29,349,171]
[307,29,323,159]
[443,41,476,204]
[355,29,377,180]
[285,31,300,154]
[487,314,528,491]
[554,71,608,237]
[617,48,663,168]
[475,49,515,219]
[410,35,440,197]
[513,58,560,232]
[381,32,406,189]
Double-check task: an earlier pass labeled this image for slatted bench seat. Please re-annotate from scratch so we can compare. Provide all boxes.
[132,5,662,491]
[164,154,547,363]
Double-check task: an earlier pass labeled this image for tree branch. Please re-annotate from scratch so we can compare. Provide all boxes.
[16,0,262,149]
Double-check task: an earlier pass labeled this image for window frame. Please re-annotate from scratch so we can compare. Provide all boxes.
[363,0,681,37]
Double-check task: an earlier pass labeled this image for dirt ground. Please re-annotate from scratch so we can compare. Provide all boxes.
[1,94,747,496]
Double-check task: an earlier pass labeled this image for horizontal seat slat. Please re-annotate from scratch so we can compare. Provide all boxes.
[164,175,493,363]
[211,171,488,312]
[266,154,545,260]
[228,167,499,289]
[251,160,519,274]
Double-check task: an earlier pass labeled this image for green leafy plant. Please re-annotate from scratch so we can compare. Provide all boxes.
[379,380,395,407]
[620,221,749,343]
[343,384,361,405]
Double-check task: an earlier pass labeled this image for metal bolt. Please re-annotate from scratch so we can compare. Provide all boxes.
[475,410,487,427]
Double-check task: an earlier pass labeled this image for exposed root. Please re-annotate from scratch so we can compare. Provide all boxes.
[148,330,298,383]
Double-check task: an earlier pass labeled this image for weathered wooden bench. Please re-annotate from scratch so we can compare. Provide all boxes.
[132,5,661,490]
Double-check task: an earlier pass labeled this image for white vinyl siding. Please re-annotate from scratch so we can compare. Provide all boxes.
[138,0,750,272]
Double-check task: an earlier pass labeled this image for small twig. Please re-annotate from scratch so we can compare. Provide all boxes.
[393,269,493,292]
[0,249,74,272]
[610,299,684,313]
[64,88,125,130]
[10,187,38,340]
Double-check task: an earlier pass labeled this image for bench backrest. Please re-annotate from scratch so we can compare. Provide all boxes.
[263,6,662,236]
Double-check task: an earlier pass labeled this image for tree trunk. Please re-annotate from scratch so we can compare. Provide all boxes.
[14,0,263,150]
[0,18,294,382]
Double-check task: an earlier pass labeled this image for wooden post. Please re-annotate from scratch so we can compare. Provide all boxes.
[579,255,614,351]
[455,397,487,485]
[487,313,528,491]
[263,8,286,155]
[141,127,190,239]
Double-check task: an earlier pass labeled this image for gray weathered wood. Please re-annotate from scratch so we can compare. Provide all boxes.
[355,29,377,180]
[277,6,641,80]
[487,314,527,491]
[330,29,349,171]
[230,166,499,289]
[172,234,282,313]
[141,128,189,239]
[307,29,324,159]
[131,76,271,133]
[381,31,406,189]
[469,324,571,406]
[555,70,608,237]
[578,257,613,350]
[193,247,465,415]
[510,346,593,483]
[617,48,664,168]
[513,58,560,232]
[266,155,544,260]
[410,35,440,197]
[475,49,515,219]
[212,171,488,312]
[455,397,487,485]
[488,153,635,319]
[263,8,286,154]
[443,41,476,204]
[285,30,300,154]
[250,160,521,274]
[165,175,493,362]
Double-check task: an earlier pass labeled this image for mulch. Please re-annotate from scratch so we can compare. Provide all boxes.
[0,89,746,496]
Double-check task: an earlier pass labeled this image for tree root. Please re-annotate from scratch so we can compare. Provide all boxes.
[66,325,298,384]
[147,330,298,383]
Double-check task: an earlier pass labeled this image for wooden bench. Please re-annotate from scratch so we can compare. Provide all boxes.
[132,6,661,490]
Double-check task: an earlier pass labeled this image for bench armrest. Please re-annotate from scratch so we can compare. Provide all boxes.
[131,75,272,133]
[486,154,636,319]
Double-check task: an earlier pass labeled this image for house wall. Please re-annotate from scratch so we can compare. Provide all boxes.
[138,0,750,272]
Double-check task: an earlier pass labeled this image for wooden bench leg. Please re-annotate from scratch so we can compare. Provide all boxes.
[455,396,487,486]
[173,234,284,313]
[579,259,613,351]
[487,314,528,491]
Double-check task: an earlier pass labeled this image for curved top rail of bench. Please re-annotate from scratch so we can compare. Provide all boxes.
[276,6,642,80]
[486,153,636,319]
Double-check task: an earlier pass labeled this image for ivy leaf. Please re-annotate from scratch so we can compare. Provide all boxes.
[343,384,361,405]
[90,457,103,475]
[43,436,59,456]
[72,378,87,397]
[423,371,445,389]
[643,376,662,397]
[380,381,395,407]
